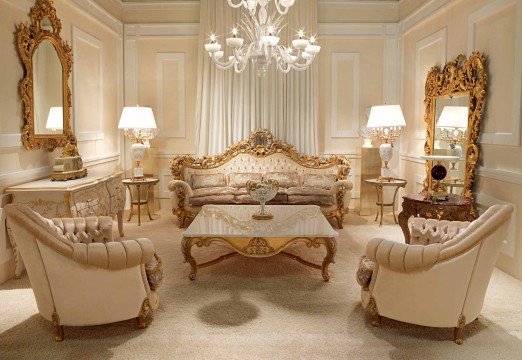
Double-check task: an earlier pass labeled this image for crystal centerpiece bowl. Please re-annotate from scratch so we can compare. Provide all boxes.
[246,179,279,220]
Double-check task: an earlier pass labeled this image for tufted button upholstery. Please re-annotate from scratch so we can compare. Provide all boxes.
[410,218,470,245]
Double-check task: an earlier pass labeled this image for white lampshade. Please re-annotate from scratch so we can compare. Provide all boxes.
[118,106,157,130]
[367,105,406,128]
[436,106,468,129]
[45,107,63,130]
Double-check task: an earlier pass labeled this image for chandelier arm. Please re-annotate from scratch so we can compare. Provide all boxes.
[274,1,290,15]
[227,0,244,9]
[276,59,293,73]
[210,54,237,70]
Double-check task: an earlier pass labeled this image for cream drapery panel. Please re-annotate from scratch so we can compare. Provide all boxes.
[195,0,318,156]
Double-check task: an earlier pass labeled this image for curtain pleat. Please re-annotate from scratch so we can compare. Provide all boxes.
[195,0,318,156]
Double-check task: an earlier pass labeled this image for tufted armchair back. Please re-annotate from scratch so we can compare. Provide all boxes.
[410,218,470,245]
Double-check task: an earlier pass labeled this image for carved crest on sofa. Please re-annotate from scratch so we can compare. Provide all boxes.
[170,129,351,180]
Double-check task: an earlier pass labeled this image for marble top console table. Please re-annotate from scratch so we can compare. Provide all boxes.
[5,171,125,278]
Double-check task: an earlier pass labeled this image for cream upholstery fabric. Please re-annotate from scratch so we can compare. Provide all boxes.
[411,218,470,245]
[229,172,262,188]
[359,204,514,330]
[302,173,337,190]
[169,152,353,227]
[5,204,162,329]
[191,173,226,189]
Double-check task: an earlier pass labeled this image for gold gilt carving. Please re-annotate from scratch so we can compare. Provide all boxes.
[243,237,275,255]
[16,0,76,152]
[170,129,351,181]
[423,53,487,202]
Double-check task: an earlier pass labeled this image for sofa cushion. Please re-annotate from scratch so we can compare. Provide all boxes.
[302,173,337,190]
[286,187,332,197]
[191,173,226,189]
[264,172,299,188]
[191,187,236,198]
[287,187,334,205]
[189,194,236,206]
[229,172,262,188]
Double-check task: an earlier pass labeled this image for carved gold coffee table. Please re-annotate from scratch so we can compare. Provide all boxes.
[181,205,338,281]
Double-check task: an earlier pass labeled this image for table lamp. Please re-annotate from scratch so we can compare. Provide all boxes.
[46,107,63,134]
[436,106,468,181]
[118,106,157,179]
[366,105,406,180]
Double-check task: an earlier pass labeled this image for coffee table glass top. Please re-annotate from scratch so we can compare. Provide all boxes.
[183,205,338,238]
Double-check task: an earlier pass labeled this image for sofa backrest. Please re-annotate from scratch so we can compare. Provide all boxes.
[170,130,350,185]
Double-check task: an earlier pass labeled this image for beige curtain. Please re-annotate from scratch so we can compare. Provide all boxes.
[195,0,318,156]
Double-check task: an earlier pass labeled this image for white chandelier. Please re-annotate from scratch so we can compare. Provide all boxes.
[204,0,321,77]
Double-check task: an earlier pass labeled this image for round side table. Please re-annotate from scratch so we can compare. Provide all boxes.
[365,178,407,226]
[123,178,159,226]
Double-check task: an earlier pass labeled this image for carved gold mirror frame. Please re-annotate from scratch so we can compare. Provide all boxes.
[423,52,487,199]
[17,0,74,151]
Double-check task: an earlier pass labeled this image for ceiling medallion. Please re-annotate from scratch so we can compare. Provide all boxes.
[204,0,320,77]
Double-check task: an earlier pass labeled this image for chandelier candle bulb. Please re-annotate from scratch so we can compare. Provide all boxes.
[211,1,319,76]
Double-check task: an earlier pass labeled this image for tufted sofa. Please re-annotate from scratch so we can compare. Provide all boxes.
[5,203,163,341]
[168,130,353,228]
[356,204,514,344]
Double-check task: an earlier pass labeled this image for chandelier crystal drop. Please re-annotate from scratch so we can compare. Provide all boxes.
[205,0,320,77]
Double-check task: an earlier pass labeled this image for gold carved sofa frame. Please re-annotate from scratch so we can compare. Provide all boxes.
[169,130,352,228]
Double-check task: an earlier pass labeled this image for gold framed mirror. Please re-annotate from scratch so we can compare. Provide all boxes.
[17,0,75,151]
[423,53,487,199]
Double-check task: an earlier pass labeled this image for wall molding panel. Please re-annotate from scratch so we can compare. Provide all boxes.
[156,53,186,138]
[414,27,447,140]
[475,192,517,259]
[398,0,452,36]
[330,52,360,138]
[72,26,105,143]
[0,133,22,149]
[468,0,522,146]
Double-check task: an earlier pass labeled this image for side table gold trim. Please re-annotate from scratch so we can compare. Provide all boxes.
[123,178,159,226]
[365,178,407,226]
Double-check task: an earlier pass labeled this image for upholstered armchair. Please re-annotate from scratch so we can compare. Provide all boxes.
[5,204,163,341]
[357,204,514,344]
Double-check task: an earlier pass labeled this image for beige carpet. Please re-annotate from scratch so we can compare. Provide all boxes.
[1,209,521,360]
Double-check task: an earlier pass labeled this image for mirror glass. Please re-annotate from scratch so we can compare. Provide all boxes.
[431,93,470,195]
[32,39,64,135]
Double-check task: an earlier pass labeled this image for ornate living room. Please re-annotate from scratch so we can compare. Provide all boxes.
[0,0,521,358]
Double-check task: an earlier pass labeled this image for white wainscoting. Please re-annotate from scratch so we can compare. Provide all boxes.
[330,52,360,138]
[156,53,186,138]
[72,26,105,142]
[475,193,517,259]
[414,27,447,140]
[468,0,522,146]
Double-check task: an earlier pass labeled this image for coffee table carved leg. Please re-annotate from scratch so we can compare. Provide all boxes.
[181,237,198,280]
[321,237,337,282]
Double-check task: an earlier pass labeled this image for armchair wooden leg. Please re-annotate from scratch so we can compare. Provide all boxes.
[137,299,150,329]
[52,312,64,342]
[454,315,466,345]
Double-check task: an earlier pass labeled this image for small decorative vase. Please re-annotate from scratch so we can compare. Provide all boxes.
[246,179,279,220]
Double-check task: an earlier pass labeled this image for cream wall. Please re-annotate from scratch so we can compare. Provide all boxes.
[0,0,124,283]
[398,0,522,279]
